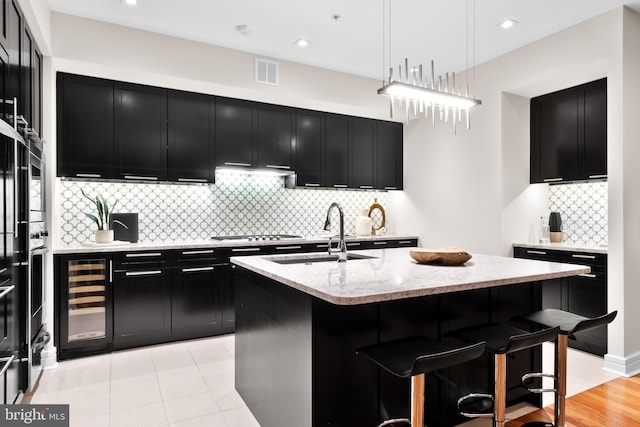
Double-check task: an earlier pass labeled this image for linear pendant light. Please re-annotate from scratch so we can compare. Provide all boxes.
[378,0,482,132]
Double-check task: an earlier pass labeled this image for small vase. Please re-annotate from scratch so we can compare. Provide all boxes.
[95,230,114,244]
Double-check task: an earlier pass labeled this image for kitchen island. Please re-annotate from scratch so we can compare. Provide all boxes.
[231,248,590,427]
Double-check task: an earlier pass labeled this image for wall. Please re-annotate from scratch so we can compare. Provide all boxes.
[57,175,389,246]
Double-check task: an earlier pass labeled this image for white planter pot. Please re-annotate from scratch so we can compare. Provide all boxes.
[95,230,114,244]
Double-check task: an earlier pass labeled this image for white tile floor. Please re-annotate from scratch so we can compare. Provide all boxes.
[30,336,619,427]
[30,334,259,427]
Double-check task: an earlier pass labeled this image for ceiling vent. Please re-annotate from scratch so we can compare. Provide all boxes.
[255,58,278,86]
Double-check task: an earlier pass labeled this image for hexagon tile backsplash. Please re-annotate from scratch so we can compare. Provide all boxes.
[548,181,607,246]
[58,173,389,246]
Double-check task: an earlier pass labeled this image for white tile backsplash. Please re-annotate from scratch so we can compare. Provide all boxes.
[548,181,607,245]
[58,171,389,246]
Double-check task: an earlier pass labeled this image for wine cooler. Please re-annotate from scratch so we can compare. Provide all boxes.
[57,256,113,359]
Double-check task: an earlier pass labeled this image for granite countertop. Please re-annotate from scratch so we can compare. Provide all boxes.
[52,234,419,255]
[230,247,591,305]
[513,242,607,254]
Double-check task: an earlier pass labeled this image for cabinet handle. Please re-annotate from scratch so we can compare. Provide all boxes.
[304,183,320,187]
[316,244,329,249]
[224,162,251,167]
[177,177,208,183]
[0,355,15,377]
[109,260,113,283]
[231,248,260,253]
[75,173,102,178]
[124,175,158,181]
[125,252,162,258]
[577,273,597,279]
[266,164,291,170]
[181,250,214,255]
[543,178,563,182]
[526,250,547,255]
[0,285,15,299]
[373,241,388,246]
[588,174,607,179]
[572,254,596,260]
[347,242,361,247]
[182,267,215,273]
[384,186,397,190]
[0,268,6,275]
[276,246,302,250]
[359,185,374,189]
[399,240,412,244]
[333,184,347,188]
[125,270,162,277]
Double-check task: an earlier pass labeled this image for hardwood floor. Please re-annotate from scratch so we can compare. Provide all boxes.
[508,374,640,426]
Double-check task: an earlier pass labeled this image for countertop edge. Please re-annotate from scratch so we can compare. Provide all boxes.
[52,235,419,255]
[513,242,607,254]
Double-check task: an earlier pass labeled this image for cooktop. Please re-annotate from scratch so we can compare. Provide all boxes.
[211,234,303,242]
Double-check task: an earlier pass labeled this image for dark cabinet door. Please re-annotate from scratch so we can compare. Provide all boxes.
[531,88,579,183]
[215,97,255,167]
[257,104,294,171]
[295,110,324,187]
[6,1,20,114]
[114,82,168,181]
[21,24,32,131]
[350,117,375,189]
[57,73,115,179]
[113,269,171,349]
[376,121,403,190]
[168,90,214,183]
[579,78,607,180]
[31,43,42,138]
[172,264,222,337]
[567,275,608,355]
[325,114,349,188]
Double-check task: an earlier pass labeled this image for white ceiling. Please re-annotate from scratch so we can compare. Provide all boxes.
[48,0,640,81]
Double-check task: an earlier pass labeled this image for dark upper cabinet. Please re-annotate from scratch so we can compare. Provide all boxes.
[57,74,115,179]
[21,24,32,131]
[257,104,294,171]
[350,117,375,189]
[215,97,256,167]
[168,90,214,183]
[114,82,168,181]
[530,78,607,183]
[579,79,607,180]
[376,121,403,190]
[6,1,20,112]
[295,110,324,187]
[325,114,349,188]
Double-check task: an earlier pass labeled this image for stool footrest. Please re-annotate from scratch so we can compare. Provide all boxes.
[522,372,556,394]
[457,393,494,418]
[377,418,410,427]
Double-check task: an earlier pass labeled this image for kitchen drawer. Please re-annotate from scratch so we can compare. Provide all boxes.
[113,251,168,269]
[172,248,220,267]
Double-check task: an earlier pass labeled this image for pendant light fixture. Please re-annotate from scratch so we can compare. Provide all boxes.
[377,0,481,132]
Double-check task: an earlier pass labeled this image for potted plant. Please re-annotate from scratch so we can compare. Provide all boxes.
[81,189,128,243]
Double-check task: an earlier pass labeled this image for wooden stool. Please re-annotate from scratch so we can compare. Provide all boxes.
[514,309,617,427]
[357,336,485,427]
[447,324,560,427]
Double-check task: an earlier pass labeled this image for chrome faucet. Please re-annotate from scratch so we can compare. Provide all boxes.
[324,202,347,262]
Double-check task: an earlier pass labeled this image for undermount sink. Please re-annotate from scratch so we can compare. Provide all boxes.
[270,253,378,265]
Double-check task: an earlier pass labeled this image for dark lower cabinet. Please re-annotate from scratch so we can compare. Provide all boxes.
[220,263,236,334]
[113,267,171,349]
[513,246,608,355]
[171,264,222,339]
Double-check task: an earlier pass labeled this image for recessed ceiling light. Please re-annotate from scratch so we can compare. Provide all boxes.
[498,18,518,29]
[122,0,137,5]
[294,39,311,47]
